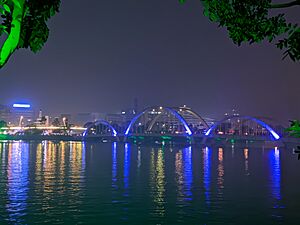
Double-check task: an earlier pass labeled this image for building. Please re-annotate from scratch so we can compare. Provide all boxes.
[8,103,35,126]
[0,104,11,122]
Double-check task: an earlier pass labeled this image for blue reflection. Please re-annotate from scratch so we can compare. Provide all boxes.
[269,148,281,203]
[203,147,211,203]
[124,143,130,196]
[183,146,193,201]
[6,142,29,224]
[82,142,86,171]
[112,142,117,189]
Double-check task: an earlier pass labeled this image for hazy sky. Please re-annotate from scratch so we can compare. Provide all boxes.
[0,0,299,123]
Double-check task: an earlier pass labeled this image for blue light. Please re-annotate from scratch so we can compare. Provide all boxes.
[112,142,117,190]
[203,147,211,203]
[124,111,146,135]
[112,130,117,137]
[251,117,280,140]
[205,128,212,136]
[83,119,118,137]
[270,130,280,140]
[165,107,193,136]
[204,116,280,140]
[124,127,130,136]
[269,148,281,202]
[183,146,193,200]
[7,142,29,223]
[13,103,31,109]
[124,106,193,136]
[124,143,130,195]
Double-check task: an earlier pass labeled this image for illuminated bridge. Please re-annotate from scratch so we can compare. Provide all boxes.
[82,106,285,144]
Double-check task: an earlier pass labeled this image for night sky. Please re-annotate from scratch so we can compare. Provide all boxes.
[0,0,299,124]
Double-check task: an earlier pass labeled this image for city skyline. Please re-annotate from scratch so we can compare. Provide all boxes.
[0,0,299,123]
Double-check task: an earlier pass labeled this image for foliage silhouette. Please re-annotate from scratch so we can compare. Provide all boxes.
[0,0,61,68]
[180,0,300,61]
[285,120,300,159]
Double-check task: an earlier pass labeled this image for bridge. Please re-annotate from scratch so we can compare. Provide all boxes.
[81,106,287,144]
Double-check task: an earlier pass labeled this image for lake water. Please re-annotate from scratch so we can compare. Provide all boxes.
[0,141,300,224]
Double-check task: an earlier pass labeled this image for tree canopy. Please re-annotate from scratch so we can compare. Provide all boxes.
[286,120,300,138]
[180,0,300,61]
[0,0,61,68]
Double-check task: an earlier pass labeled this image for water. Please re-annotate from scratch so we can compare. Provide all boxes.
[0,141,300,224]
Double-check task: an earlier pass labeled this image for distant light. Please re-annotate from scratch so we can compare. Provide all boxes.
[121,111,126,114]
[205,128,212,136]
[184,124,192,135]
[13,103,31,108]
[270,130,280,140]
[125,127,130,135]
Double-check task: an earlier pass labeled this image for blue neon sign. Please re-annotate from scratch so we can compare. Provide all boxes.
[13,103,31,109]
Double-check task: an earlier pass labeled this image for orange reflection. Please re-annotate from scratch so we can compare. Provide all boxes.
[244,148,249,160]
[218,148,223,162]
[244,148,249,175]
[217,148,224,191]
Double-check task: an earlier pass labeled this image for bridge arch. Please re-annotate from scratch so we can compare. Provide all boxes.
[83,119,118,137]
[205,115,280,140]
[174,107,209,129]
[146,107,209,133]
[124,106,192,136]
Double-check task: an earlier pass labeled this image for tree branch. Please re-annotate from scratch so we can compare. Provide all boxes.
[269,0,300,9]
[0,0,25,68]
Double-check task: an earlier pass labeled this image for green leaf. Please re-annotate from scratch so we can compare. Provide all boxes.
[3,4,10,13]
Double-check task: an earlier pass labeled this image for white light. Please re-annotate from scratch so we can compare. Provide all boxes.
[270,130,280,140]
[205,128,212,136]
[13,103,31,108]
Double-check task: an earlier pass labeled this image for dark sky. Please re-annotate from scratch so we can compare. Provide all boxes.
[0,0,299,123]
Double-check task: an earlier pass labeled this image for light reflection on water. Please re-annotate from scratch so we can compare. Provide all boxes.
[217,147,224,196]
[112,142,117,191]
[0,141,298,224]
[6,142,29,224]
[244,148,249,175]
[203,147,211,204]
[182,146,192,201]
[149,148,166,218]
[269,148,281,205]
[123,143,130,196]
